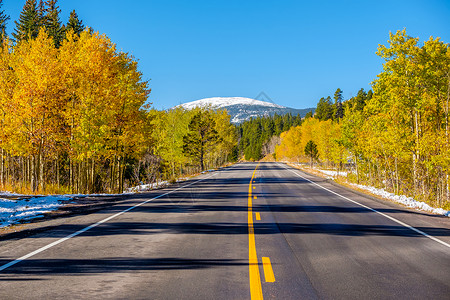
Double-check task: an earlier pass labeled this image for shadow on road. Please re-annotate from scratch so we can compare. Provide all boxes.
[0,257,248,277]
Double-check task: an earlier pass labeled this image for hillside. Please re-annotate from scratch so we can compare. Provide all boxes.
[176,97,314,124]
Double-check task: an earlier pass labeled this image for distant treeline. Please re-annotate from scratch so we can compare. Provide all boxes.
[238,113,301,160]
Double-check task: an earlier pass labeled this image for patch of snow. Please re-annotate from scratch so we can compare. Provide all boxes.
[349,183,450,217]
[0,191,26,197]
[176,97,286,110]
[126,181,169,192]
[0,195,71,227]
[317,169,348,178]
[0,190,138,228]
[127,176,192,193]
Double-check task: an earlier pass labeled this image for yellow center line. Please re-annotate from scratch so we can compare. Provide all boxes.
[262,257,276,282]
[248,163,263,300]
[255,212,261,221]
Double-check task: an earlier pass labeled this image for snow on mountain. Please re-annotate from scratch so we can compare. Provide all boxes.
[178,97,286,110]
[175,97,314,124]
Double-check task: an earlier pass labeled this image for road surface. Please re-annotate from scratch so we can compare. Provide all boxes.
[0,162,449,299]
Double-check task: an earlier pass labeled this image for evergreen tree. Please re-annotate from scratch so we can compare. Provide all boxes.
[304,140,318,167]
[0,0,9,44]
[354,88,367,111]
[334,88,344,120]
[66,9,84,36]
[183,110,220,171]
[43,0,63,47]
[315,96,333,121]
[304,111,313,119]
[12,0,40,43]
[37,0,45,27]
[366,90,373,101]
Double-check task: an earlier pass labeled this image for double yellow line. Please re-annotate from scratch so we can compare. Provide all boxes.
[248,163,263,300]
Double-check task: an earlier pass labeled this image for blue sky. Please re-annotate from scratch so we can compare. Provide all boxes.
[3,0,450,109]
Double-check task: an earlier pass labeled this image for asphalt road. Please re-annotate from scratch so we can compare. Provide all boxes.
[0,162,449,299]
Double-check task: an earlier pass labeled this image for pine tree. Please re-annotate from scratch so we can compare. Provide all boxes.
[354,88,367,111]
[43,0,63,47]
[334,88,344,120]
[0,0,10,44]
[305,111,313,118]
[37,0,45,27]
[183,110,219,171]
[66,9,84,36]
[12,0,40,43]
[315,97,333,121]
[304,140,318,167]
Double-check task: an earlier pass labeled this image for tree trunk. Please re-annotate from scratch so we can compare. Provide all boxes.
[118,157,123,193]
[56,156,60,187]
[69,158,73,192]
[90,158,95,193]
[395,156,399,195]
[0,148,4,187]
[39,148,44,192]
[77,161,81,194]
[31,155,36,192]
[200,144,204,172]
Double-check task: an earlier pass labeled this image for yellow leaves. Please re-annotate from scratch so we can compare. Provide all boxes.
[5,29,64,156]
[275,117,348,166]
[0,26,150,164]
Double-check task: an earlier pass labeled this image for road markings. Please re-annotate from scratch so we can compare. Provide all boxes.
[254,195,257,199]
[255,212,261,221]
[283,163,450,250]
[262,257,276,282]
[248,163,264,300]
[0,170,221,273]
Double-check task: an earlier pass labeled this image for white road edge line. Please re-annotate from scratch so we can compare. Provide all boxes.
[0,170,222,272]
[280,163,450,250]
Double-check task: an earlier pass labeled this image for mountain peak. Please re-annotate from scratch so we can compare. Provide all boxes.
[174,97,314,124]
[177,97,286,110]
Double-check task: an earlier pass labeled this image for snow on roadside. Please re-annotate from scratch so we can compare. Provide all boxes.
[287,162,449,217]
[126,177,190,193]
[317,169,348,178]
[0,195,72,228]
[0,178,186,228]
[126,181,169,192]
[349,183,450,217]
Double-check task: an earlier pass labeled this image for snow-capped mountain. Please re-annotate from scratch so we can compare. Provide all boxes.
[175,97,314,124]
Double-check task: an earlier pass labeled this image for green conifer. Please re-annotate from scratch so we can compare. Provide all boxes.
[66,9,84,36]
[12,0,40,43]
[43,0,63,47]
[334,88,344,120]
[37,0,45,27]
[0,0,10,44]
[315,96,333,121]
[304,140,319,167]
[183,110,219,171]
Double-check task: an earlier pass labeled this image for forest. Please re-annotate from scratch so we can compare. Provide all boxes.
[0,0,237,194]
[276,30,450,210]
[238,113,301,161]
[1,1,449,213]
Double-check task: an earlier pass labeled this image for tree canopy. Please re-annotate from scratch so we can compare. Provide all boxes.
[276,29,450,210]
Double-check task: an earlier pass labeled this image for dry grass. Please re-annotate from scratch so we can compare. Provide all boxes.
[0,182,72,196]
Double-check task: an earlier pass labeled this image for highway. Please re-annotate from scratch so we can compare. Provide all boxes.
[0,162,449,299]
